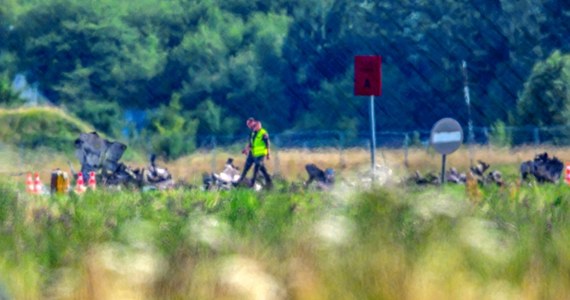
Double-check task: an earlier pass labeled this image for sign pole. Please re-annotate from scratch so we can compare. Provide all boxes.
[370,95,376,176]
[354,55,382,178]
[441,154,447,184]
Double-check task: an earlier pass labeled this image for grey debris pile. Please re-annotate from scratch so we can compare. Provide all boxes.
[304,163,335,190]
[74,132,174,190]
[408,160,503,187]
[520,152,564,183]
[203,158,242,191]
[74,131,127,175]
[408,170,440,185]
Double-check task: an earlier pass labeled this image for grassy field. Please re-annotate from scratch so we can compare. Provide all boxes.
[172,145,570,182]
[0,147,570,299]
[0,176,569,299]
[5,143,570,183]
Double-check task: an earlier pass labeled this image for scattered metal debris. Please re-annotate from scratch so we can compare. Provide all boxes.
[408,160,503,187]
[304,163,335,190]
[202,158,262,191]
[74,132,174,190]
[520,152,564,183]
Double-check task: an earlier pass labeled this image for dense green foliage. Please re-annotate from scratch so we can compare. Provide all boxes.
[0,178,570,298]
[517,51,570,127]
[0,0,569,157]
[0,73,22,107]
[488,120,512,148]
[142,94,198,159]
[515,51,570,144]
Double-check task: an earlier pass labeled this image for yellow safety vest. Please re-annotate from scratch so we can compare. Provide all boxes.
[251,128,268,157]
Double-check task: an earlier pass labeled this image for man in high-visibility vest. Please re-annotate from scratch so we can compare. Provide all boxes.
[237,119,272,189]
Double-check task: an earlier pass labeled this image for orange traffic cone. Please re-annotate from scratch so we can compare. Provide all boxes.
[75,172,86,194]
[33,172,43,195]
[88,171,96,190]
[26,173,35,194]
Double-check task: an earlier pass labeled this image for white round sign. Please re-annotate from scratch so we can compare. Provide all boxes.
[430,118,463,155]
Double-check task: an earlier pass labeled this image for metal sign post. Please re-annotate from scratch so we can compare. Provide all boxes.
[430,118,464,184]
[370,95,376,175]
[441,154,447,184]
[354,56,382,177]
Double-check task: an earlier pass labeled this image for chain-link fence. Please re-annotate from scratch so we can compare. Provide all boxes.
[194,125,570,151]
[186,125,570,174]
[3,125,570,176]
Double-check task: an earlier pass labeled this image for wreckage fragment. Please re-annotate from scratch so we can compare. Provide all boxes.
[74,132,174,190]
[407,160,503,187]
[520,152,563,183]
[74,132,127,175]
[304,163,335,190]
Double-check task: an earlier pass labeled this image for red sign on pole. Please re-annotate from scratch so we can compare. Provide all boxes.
[354,56,382,96]
[565,164,570,185]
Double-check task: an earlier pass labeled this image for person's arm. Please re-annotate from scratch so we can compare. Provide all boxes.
[242,144,251,155]
[263,133,270,159]
[242,133,253,155]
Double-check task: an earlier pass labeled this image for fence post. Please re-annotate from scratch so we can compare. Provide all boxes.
[482,126,489,146]
[339,131,346,169]
[534,127,540,146]
[404,133,409,168]
[273,135,281,176]
[211,136,217,173]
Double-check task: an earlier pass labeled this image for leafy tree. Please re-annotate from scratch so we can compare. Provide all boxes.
[12,0,167,107]
[143,94,198,160]
[54,63,97,104]
[192,99,239,136]
[299,71,361,133]
[0,72,22,107]
[517,51,570,126]
[172,9,292,131]
[225,12,292,130]
[0,0,18,46]
[68,100,124,136]
[3,0,570,140]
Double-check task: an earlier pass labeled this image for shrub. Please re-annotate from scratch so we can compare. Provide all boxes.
[489,120,512,148]
[142,94,198,160]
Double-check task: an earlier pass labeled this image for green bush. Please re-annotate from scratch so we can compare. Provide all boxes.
[142,95,198,160]
[488,120,512,148]
[517,51,570,127]
[0,72,22,108]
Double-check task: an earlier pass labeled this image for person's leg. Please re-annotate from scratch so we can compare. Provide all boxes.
[237,154,254,185]
[251,156,272,188]
[250,156,263,187]
[259,164,272,187]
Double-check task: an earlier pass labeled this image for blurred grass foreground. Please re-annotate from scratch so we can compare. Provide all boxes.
[0,176,569,299]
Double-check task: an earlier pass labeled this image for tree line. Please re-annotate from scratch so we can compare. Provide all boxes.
[1,0,569,158]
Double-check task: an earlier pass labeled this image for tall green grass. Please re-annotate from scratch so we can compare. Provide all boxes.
[0,107,93,152]
[0,178,569,299]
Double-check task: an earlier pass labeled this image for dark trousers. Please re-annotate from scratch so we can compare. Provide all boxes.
[240,154,272,186]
